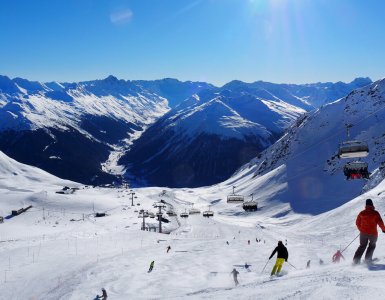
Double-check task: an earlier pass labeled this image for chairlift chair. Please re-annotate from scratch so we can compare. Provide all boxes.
[202,210,214,217]
[180,211,189,218]
[188,207,201,215]
[338,141,369,159]
[94,212,107,218]
[227,195,244,203]
[227,185,244,203]
[242,201,258,212]
[202,206,214,217]
[166,210,177,216]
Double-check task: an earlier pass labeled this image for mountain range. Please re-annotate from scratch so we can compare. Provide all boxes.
[0,74,372,186]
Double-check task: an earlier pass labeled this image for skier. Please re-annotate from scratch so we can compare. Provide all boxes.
[166,246,171,253]
[332,250,344,263]
[148,261,155,273]
[244,262,251,272]
[226,241,229,245]
[353,199,385,264]
[319,259,324,265]
[306,260,311,268]
[231,268,239,285]
[96,288,107,299]
[269,241,288,276]
[248,240,250,245]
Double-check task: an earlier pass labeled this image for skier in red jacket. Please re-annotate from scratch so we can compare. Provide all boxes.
[353,199,385,264]
[332,250,344,263]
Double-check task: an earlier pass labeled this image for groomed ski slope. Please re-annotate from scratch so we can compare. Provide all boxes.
[1,152,385,299]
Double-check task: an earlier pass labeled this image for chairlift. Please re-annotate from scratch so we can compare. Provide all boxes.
[94,212,106,218]
[343,161,370,180]
[242,201,258,212]
[189,204,201,215]
[338,141,369,159]
[202,210,214,218]
[166,210,177,217]
[148,212,155,218]
[242,193,258,211]
[180,211,189,218]
[338,124,369,159]
[227,195,244,203]
[227,186,244,203]
[202,206,214,218]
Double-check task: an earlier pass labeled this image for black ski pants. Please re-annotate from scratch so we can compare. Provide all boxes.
[353,233,377,263]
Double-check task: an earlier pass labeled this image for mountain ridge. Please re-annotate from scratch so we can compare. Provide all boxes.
[0,74,374,186]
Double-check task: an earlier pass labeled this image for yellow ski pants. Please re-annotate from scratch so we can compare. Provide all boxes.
[271,258,285,275]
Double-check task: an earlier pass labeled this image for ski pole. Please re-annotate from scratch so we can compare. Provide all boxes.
[341,233,360,253]
[261,258,270,274]
[286,261,297,269]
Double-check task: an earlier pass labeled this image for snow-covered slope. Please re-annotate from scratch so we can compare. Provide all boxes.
[0,151,75,188]
[224,78,385,215]
[2,144,385,299]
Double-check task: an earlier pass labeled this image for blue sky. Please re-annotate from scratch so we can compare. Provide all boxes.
[1,0,385,86]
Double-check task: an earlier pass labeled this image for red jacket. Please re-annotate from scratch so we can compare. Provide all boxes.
[356,206,385,236]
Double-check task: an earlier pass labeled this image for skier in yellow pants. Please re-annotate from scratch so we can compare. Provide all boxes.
[269,241,289,276]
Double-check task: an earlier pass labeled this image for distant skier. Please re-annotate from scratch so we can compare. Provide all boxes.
[353,199,385,264]
[148,261,155,273]
[319,259,324,265]
[269,241,288,276]
[248,240,250,245]
[231,268,239,285]
[167,246,171,253]
[244,263,251,272]
[306,260,311,268]
[226,241,229,245]
[96,288,107,300]
[332,250,345,263]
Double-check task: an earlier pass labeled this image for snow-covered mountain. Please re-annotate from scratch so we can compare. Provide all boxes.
[220,77,372,110]
[0,75,212,184]
[132,78,214,108]
[0,75,372,187]
[221,78,385,215]
[120,92,305,187]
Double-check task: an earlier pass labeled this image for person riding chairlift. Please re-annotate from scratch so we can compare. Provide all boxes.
[351,173,362,180]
